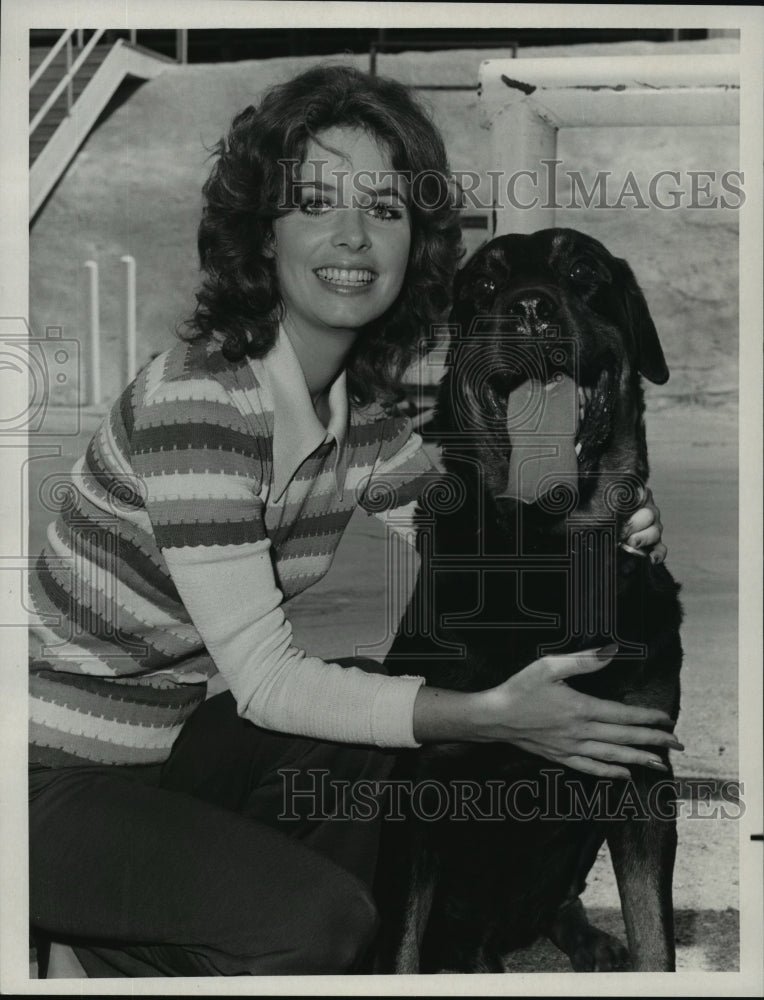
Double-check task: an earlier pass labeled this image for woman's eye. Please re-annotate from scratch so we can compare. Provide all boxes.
[300,199,332,216]
[369,203,404,221]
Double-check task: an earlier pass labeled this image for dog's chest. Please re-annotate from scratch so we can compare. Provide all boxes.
[414,507,663,692]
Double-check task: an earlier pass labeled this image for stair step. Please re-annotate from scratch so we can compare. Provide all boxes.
[30,48,69,71]
[29,46,113,130]
[30,74,93,113]
[31,119,65,139]
[30,44,111,87]
[30,41,112,66]
[30,143,47,167]
[30,39,170,211]
[29,103,68,127]
[29,91,68,113]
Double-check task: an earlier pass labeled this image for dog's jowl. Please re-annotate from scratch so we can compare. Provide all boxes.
[374,229,683,973]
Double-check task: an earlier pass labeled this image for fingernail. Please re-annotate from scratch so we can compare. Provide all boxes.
[596,643,619,659]
[647,759,668,771]
[671,741,685,752]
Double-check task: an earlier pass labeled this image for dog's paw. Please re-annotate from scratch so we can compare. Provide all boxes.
[568,926,631,972]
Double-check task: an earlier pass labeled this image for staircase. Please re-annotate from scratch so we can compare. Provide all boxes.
[29,32,174,220]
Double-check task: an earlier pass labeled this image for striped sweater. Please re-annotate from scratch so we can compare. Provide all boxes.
[29,327,439,767]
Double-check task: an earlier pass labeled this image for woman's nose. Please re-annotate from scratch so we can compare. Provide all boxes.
[331,208,371,251]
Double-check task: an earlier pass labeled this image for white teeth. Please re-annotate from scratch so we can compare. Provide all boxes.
[315,267,375,284]
[577,386,594,425]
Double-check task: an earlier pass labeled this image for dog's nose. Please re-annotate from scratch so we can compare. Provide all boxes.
[507,288,558,324]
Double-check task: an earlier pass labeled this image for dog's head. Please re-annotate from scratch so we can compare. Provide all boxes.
[439,228,668,512]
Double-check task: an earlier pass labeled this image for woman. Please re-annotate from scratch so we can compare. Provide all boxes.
[28,64,678,977]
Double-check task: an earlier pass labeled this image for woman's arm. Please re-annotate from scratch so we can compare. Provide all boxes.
[413,647,682,778]
[365,422,676,773]
[130,370,425,749]
[160,534,425,747]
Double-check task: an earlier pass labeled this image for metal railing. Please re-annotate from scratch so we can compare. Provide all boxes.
[29,29,74,88]
[30,29,188,139]
[30,29,106,136]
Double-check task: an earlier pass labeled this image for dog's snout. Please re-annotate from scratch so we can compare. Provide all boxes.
[507,287,559,325]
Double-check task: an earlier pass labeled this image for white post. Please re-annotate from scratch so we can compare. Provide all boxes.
[479,55,740,238]
[488,100,558,235]
[84,260,101,405]
[121,254,137,383]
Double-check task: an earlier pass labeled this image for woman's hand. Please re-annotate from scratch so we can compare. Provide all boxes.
[621,486,666,564]
[414,646,683,778]
[471,646,682,778]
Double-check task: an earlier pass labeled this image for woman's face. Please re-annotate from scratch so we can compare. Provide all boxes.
[270,126,412,346]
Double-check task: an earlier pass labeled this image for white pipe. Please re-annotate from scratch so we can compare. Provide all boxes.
[481,53,740,92]
[121,255,137,383]
[84,261,101,405]
[480,53,740,127]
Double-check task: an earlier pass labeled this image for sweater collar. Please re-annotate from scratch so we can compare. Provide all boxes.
[260,324,349,502]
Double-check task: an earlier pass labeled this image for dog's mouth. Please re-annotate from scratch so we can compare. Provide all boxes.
[498,369,610,505]
[575,383,595,454]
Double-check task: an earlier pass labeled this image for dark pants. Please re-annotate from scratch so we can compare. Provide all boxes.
[29,682,397,977]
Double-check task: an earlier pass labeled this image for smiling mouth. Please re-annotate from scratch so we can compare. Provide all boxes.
[314,267,377,286]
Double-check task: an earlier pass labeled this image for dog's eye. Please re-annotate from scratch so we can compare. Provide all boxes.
[569,261,598,283]
[474,277,497,296]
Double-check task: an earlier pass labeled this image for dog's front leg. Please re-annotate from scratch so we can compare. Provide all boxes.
[605,781,678,971]
[547,826,630,971]
[373,825,439,973]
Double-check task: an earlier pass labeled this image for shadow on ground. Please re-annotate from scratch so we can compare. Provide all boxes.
[504,906,739,972]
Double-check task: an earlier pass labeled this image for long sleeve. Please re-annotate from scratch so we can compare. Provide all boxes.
[130,370,425,748]
[159,537,423,746]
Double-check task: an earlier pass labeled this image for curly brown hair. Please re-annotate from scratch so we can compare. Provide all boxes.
[181,63,464,407]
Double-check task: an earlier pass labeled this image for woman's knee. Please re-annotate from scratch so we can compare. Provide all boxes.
[244,873,379,975]
[312,878,379,973]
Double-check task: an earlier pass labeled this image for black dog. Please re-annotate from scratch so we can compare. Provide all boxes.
[374,228,683,973]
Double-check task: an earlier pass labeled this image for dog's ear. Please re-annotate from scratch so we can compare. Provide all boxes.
[618,259,669,385]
